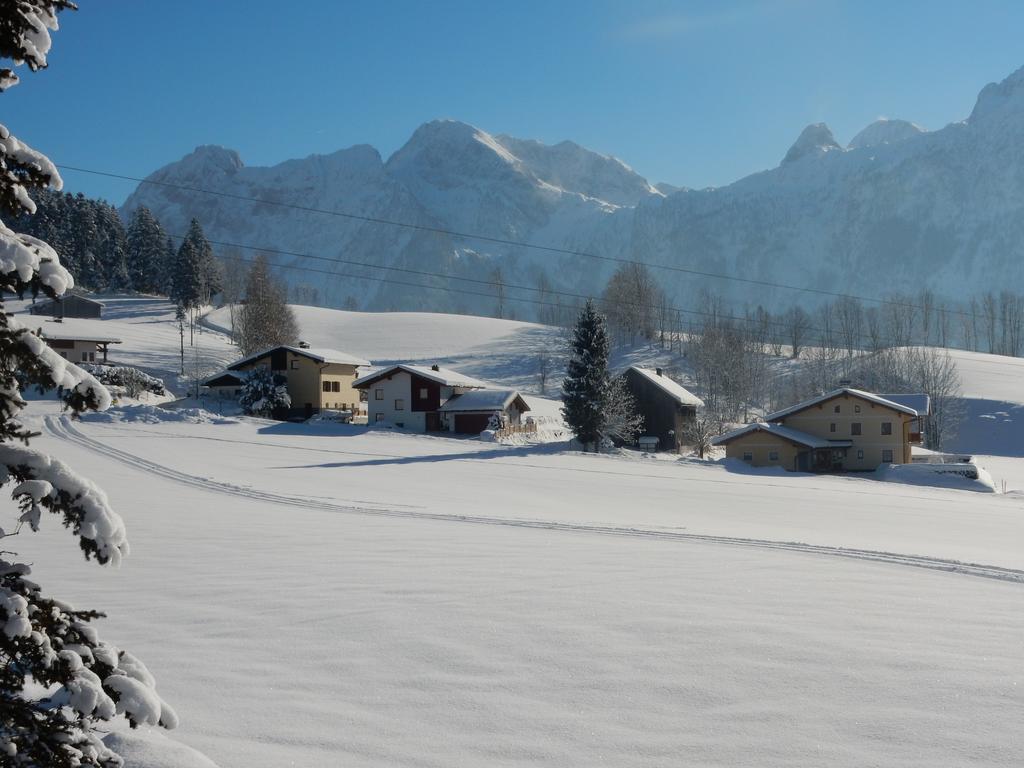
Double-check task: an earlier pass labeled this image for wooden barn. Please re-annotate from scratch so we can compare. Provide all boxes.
[29,293,104,319]
[622,366,703,452]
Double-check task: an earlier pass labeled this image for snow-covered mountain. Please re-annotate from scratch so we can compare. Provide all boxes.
[122,65,1024,315]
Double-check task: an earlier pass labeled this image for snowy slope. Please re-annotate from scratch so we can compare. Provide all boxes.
[13,294,1024,766]
[124,65,1024,317]
[205,304,692,404]
[18,402,1024,768]
[942,348,1024,459]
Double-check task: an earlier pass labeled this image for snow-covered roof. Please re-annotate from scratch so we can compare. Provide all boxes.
[439,389,530,413]
[712,422,853,450]
[28,317,121,343]
[40,330,122,343]
[626,366,704,407]
[227,345,370,370]
[766,388,919,421]
[353,363,488,389]
[203,370,244,386]
[878,393,931,417]
[33,293,105,307]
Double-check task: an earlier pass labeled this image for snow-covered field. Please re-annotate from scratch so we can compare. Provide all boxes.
[11,298,1024,766]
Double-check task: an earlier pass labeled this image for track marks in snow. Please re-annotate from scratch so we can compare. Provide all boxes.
[46,415,1024,585]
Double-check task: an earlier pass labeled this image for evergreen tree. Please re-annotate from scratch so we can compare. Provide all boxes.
[95,202,128,290]
[238,367,291,417]
[561,299,611,450]
[238,254,299,355]
[125,205,168,293]
[162,234,176,295]
[0,5,177,765]
[179,218,220,304]
[169,235,202,310]
[68,193,101,287]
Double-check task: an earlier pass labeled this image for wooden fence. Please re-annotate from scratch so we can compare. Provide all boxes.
[494,422,538,440]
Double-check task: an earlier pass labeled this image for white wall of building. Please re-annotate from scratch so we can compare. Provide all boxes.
[365,371,425,431]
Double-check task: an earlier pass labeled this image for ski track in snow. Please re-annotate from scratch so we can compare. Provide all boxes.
[46,415,1024,586]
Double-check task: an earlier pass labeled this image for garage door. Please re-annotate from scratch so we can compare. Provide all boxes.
[453,413,492,434]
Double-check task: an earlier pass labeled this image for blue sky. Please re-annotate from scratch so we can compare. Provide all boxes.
[8,0,1024,204]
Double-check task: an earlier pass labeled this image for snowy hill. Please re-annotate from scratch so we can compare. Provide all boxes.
[205,304,693,403]
[123,65,1024,318]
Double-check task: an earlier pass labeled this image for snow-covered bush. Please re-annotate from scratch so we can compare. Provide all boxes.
[0,5,176,766]
[80,364,166,398]
[486,411,506,431]
[238,367,291,418]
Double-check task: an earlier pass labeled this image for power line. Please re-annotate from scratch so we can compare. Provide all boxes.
[207,247,919,354]
[58,162,976,321]
[190,232,818,336]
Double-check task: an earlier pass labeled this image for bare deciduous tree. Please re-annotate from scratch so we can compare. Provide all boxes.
[238,254,300,355]
[785,306,811,359]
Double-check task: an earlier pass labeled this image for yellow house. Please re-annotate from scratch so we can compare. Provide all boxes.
[221,345,370,420]
[713,388,929,472]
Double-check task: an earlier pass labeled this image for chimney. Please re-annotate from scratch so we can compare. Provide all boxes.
[656,368,664,376]
[431,364,440,371]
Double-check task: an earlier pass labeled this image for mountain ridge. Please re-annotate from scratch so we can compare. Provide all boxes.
[122,65,1024,316]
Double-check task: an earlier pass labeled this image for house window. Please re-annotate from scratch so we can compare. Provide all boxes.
[375,388,383,400]
[332,381,340,392]
[322,381,331,393]
[375,413,383,422]
[857,449,864,459]
[882,449,894,463]
[89,352,95,362]
[855,405,861,413]
[834,405,840,413]
[395,399,405,411]
[290,360,300,369]
[419,387,428,399]
[81,352,88,362]
[742,451,753,462]
[851,422,862,436]
[830,423,836,433]
[881,422,892,435]
[768,450,779,461]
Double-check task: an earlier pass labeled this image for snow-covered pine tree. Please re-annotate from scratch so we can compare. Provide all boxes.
[162,235,176,295]
[68,193,101,287]
[238,254,299,355]
[180,219,221,304]
[0,5,177,764]
[561,299,611,450]
[238,366,291,418]
[169,232,201,310]
[125,206,168,294]
[95,203,128,291]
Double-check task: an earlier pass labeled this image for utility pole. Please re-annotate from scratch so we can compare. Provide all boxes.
[176,304,185,375]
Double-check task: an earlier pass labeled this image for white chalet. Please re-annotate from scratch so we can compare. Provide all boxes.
[353,363,527,434]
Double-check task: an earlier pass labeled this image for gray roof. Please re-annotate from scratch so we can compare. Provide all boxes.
[712,422,854,450]
[203,370,245,386]
[353,363,487,389]
[439,389,530,413]
[228,345,370,370]
[627,366,704,407]
[41,330,122,343]
[766,388,919,421]
[878,393,930,416]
